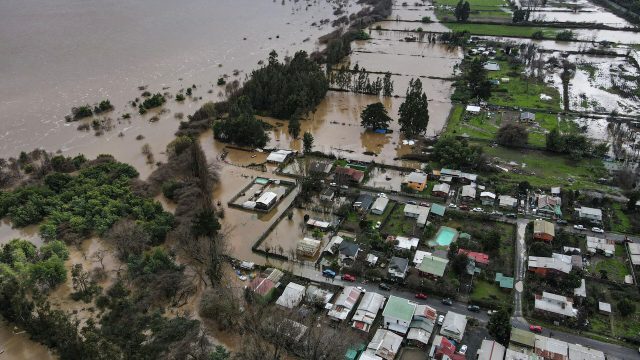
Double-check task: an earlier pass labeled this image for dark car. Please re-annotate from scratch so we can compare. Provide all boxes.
[379,283,391,291]
[506,213,517,219]
[322,269,336,278]
[556,219,567,225]
[467,305,480,312]
[441,298,453,306]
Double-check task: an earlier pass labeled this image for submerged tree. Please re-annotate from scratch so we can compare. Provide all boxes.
[398,79,429,137]
[360,102,392,130]
[303,132,314,154]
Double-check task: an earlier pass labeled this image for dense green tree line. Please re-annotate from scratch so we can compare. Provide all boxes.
[546,128,609,160]
[0,156,174,244]
[213,96,270,148]
[240,50,328,119]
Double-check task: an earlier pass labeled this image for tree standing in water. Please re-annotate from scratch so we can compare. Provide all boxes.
[303,132,314,154]
[360,102,392,130]
[398,78,429,138]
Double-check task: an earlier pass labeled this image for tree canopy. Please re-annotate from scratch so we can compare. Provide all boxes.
[488,308,512,346]
[432,136,484,169]
[496,122,528,147]
[360,102,392,130]
[212,96,270,148]
[240,50,329,119]
[546,128,609,160]
[398,79,429,137]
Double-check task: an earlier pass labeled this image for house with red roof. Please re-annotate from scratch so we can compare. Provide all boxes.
[335,166,365,184]
[430,335,466,360]
[458,249,490,266]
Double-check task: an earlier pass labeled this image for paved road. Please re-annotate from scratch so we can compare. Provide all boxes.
[512,219,528,320]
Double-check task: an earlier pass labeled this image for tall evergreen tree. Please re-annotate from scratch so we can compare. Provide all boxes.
[303,132,314,154]
[288,117,301,139]
[454,0,464,21]
[382,72,394,97]
[360,102,392,130]
[398,79,429,137]
[461,1,471,21]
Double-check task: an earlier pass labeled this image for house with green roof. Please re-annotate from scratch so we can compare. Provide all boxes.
[509,327,535,352]
[382,295,417,335]
[495,272,514,290]
[430,203,446,217]
[417,255,449,279]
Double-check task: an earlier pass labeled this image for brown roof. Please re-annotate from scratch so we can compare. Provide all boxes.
[335,167,364,182]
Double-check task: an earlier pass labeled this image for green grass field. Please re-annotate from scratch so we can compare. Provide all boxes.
[592,257,630,283]
[444,23,559,38]
[610,203,632,233]
[470,280,511,304]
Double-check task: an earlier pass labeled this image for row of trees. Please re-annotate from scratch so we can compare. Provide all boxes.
[454,0,471,22]
[331,66,394,96]
[546,128,609,160]
[213,96,270,148]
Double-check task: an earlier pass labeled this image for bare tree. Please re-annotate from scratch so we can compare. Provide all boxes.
[106,219,150,260]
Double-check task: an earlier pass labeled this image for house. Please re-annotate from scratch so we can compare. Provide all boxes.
[306,218,332,230]
[305,285,334,305]
[495,272,514,290]
[534,292,577,318]
[296,237,322,257]
[534,335,568,360]
[551,187,561,195]
[430,203,446,217]
[255,191,278,210]
[520,112,536,122]
[352,292,386,332]
[509,327,536,352]
[628,242,640,269]
[354,194,374,212]
[574,207,602,223]
[277,318,308,343]
[266,149,294,163]
[389,236,419,251]
[461,185,477,202]
[403,204,430,228]
[440,311,467,341]
[484,62,501,71]
[552,252,582,270]
[417,255,449,278]
[371,196,390,215]
[586,236,614,256]
[335,166,365,184]
[388,256,409,280]
[338,241,360,265]
[405,172,428,192]
[407,305,437,348]
[323,235,344,255]
[249,268,284,297]
[458,249,489,266]
[598,301,611,315]
[275,282,306,309]
[367,253,379,267]
[430,335,465,360]
[568,343,605,360]
[365,329,403,360]
[432,183,450,198]
[499,195,518,209]
[536,195,562,218]
[328,286,362,321]
[382,295,417,334]
[574,279,587,298]
[466,105,481,114]
[440,168,478,184]
[528,255,572,276]
[505,349,540,360]
[533,219,555,242]
[413,250,431,266]
[309,160,333,175]
[320,188,335,201]
[480,191,496,206]
[477,340,506,360]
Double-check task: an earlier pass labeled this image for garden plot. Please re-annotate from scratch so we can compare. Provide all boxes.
[560,55,640,115]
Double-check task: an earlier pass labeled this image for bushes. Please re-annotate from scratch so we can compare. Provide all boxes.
[496,122,528,147]
[555,30,575,41]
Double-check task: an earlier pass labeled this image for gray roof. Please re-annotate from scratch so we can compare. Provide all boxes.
[389,257,409,272]
[355,194,374,210]
[339,241,360,257]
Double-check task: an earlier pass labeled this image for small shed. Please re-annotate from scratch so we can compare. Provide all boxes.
[598,302,611,314]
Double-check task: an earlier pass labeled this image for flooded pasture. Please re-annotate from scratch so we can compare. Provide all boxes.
[529,9,634,28]
[364,167,407,191]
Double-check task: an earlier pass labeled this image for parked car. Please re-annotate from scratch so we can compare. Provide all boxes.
[467,305,480,312]
[556,219,567,224]
[459,205,469,211]
[506,213,517,219]
[329,182,337,187]
[448,203,457,208]
[472,207,484,212]
[379,283,391,291]
[487,310,497,315]
[441,298,453,306]
[322,269,336,278]
[415,293,428,300]
[374,221,382,229]
[458,345,468,355]
[529,325,543,333]
[420,202,430,207]
[407,200,417,205]
[356,286,366,293]
[591,227,604,233]
[574,224,586,231]
[437,314,445,325]
[342,274,356,282]
[378,193,387,198]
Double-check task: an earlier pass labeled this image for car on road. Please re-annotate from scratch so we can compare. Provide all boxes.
[467,305,480,312]
[329,182,337,187]
[441,298,453,306]
[529,325,543,333]
[420,202,430,207]
[459,205,469,211]
[356,286,366,293]
[437,314,445,325]
[407,200,417,205]
[506,213,517,219]
[556,219,567,225]
[322,269,336,278]
[448,203,457,208]
[415,293,428,300]
[378,283,391,291]
[591,227,604,233]
[472,207,484,212]
[342,274,356,282]
[490,211,503,216]
[487,310,497,315]
[573,224,586,231]
[340,185,349,190]
[377,193,387,198]
[458,345,468,355]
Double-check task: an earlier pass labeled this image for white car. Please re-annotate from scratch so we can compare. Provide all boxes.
[591,227,604,233]
[238,275,247,281]
[374,221,382,229]
[378,193,387,198]
[356,286,366,293]
[458,345,468,355]
[448,204,457,208]
[472,207,484,212]
[437,314,445,325]
[573,224,586,231]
